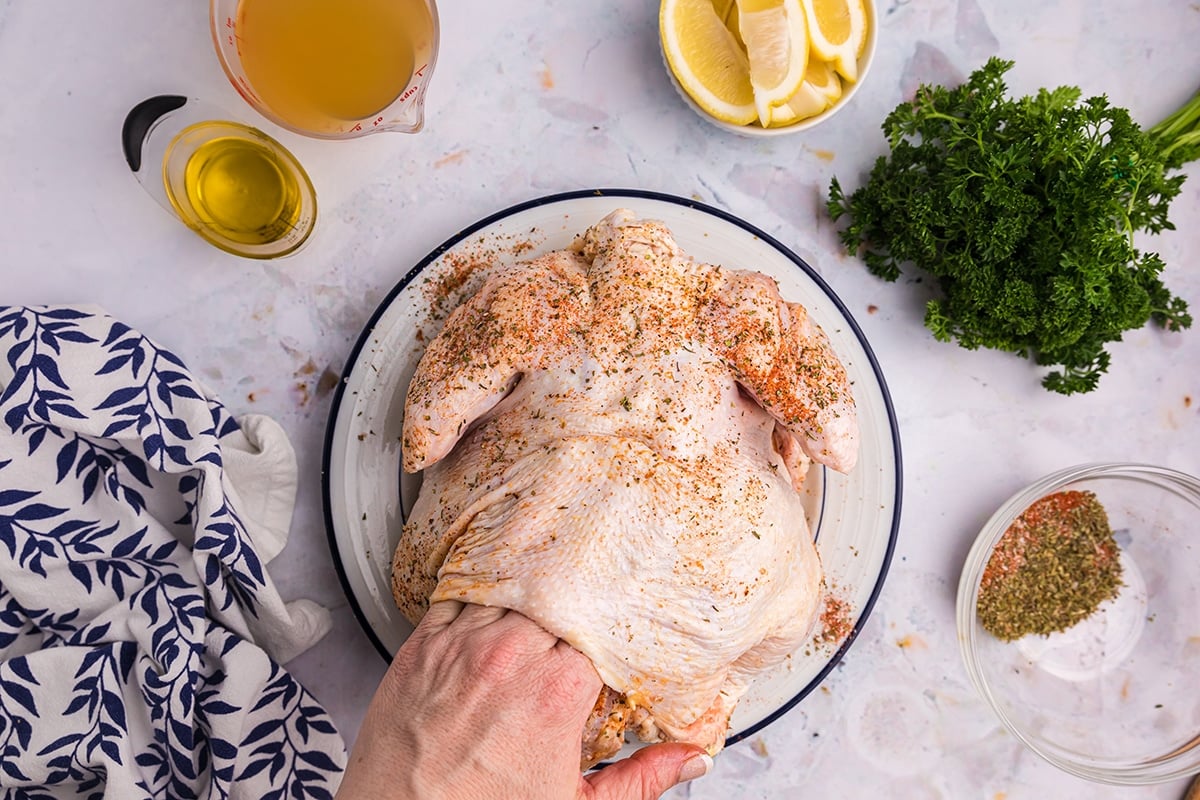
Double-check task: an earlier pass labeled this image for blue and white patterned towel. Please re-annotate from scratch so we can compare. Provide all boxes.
[0,307,346,799]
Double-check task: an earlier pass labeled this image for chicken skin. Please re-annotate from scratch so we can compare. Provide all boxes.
[392,209,857,767]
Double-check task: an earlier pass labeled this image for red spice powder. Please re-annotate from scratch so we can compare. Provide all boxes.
[424,249,492,318]
[977,489,1122,640]
[422,234,542,321]
[814,589,853,646]
[980,490,1093,592]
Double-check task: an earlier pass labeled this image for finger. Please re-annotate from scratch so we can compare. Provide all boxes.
[471,608,559,651]
[552,642,603,715]
[554,637,598,673]
[397,600,464,657]
[450,602,510,631]
[582,744,711,800]
[418,599,465,633]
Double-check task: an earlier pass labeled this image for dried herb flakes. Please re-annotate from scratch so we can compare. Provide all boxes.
[977,490,1122,641]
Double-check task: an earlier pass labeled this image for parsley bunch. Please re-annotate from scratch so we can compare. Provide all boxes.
[829,58,1197,394]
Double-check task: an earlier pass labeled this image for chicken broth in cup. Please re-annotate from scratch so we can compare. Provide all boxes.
[233,0,435,132]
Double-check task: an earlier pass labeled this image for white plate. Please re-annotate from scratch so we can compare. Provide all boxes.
[321,189,902,748]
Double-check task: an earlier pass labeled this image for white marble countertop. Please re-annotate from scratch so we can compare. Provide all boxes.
[2,0,1199,797]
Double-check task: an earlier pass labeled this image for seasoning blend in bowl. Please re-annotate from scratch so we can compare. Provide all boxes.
[957,463,1200,785]
[976,490,1123,642]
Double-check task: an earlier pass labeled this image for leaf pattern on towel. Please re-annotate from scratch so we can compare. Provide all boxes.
[0,307,344,799]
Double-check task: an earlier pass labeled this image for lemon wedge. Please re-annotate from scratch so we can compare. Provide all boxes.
[767,56,842,126]
[803,56,843,101]
[767,85,826,126]
[711,0,745,46]
[661,0,758,125]
[800,0,867,83]
[736,0,809,125]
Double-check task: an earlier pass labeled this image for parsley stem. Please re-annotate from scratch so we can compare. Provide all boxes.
[1148,86,1200,139]
[920,110,987,150]
[1122,175,1144,247]
[1118,207,1135,249]
[920,110,967,125]
[1148,86,1200,166]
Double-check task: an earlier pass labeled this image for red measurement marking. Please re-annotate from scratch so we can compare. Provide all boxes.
[227,34,234,45]
[415,64,427,77]
[225,16,233,27]
[372,116,384,127]
[236,76,261,102]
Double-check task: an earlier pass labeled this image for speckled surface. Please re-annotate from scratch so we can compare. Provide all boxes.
[2,0,1199,797]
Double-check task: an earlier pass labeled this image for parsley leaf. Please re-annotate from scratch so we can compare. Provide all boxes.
[828,58,1196,394]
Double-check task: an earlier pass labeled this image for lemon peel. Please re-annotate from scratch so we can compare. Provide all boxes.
[767,57,842,126]
[661,0,757,125]
[736,0,809,124]
[801,0,867,83]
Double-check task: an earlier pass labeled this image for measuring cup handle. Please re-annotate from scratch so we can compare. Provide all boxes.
[122,95,188,172]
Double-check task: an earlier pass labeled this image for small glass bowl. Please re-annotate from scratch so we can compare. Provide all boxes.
[957,463,1200,785]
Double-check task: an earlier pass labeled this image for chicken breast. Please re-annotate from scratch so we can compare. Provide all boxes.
[392,209,857,766]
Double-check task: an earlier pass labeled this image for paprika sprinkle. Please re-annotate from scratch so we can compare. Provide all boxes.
[977,490,1123,641]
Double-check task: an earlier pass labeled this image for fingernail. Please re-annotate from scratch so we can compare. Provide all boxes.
[679,753,713,782]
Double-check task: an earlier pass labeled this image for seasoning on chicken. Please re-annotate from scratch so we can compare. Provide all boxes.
[392,209,858,768]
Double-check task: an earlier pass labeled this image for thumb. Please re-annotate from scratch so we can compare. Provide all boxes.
[582,744,713,800]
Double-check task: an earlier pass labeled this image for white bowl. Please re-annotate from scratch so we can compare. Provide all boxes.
[322,189,903,760]
[661,0,878,137]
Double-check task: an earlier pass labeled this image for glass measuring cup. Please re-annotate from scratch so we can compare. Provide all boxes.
[209,0,439,140]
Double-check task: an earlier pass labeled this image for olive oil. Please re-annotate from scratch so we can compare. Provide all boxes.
[161,121,316,258]
[237,0,434,131]
[173,136,300,246]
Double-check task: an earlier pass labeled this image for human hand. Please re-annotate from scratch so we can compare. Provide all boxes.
[335,601,712,800]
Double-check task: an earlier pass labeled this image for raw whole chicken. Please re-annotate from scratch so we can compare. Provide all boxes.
[392,209,858,767]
